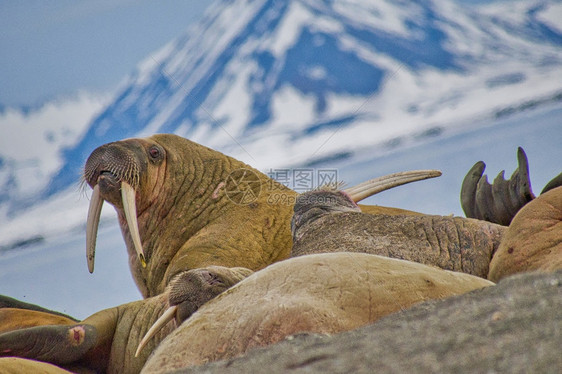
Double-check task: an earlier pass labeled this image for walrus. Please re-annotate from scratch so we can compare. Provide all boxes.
[0,267,252,374]
[488,185,562,281]
[138,253,493,372]
[290,189,505,278]
[83,133,440,300]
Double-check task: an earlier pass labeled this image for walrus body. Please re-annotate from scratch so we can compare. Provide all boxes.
[141,252,493,372]
[291,190,505,278]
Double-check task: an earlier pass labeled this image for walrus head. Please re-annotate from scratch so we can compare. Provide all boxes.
[84,139,159,269]
[83,134,282,298]
[291,170,443,240]
[84,137,168,273]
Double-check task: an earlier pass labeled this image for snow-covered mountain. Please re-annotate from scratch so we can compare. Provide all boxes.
[1,0,562,246]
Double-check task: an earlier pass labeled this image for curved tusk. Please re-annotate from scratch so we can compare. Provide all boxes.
[121,181,147,267]
[343,170,442,202]
[135,305,178,357]
[86,185,103,273]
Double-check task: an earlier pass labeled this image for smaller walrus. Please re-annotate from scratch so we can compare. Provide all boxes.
[138,253,493,372]
[291,189,505,278]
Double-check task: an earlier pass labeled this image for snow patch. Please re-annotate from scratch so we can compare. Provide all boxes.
[0,92,109,198]
[536,2,562,34]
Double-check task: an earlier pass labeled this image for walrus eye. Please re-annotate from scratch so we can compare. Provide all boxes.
[148,146,162,161]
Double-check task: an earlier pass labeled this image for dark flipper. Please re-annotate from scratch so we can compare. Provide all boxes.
[461,147,535,226]
[0,324,97,365]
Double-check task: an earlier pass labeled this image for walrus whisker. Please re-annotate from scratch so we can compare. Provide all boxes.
[86,185,103,273]
[135,305,178,357]
[121,181,147,268]
[343,170,442,202]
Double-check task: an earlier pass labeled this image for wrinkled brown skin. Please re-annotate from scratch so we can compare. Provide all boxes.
[141,253,493,373]
[291,190,505,278]
[0,266,250,374]
[84,134,421,298]
[0,357,75,374]
[488,186,562,282]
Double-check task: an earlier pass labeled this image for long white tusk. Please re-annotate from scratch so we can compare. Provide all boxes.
[86,185,103,273]
[343,170,442,202]
[121,181,147,268]
[135,305,178,357]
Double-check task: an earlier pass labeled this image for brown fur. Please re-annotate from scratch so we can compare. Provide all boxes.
[142,253,493,372]
[488,186,562,282]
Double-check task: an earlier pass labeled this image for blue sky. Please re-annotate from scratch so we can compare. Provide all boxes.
[0,0,210,108]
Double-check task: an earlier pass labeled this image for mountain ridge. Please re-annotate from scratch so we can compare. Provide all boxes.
[1,0,561,218]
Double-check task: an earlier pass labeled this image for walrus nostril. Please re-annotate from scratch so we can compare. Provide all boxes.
[100,171,117,178]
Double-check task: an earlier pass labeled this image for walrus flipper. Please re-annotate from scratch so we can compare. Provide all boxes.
[0,324,97,365]
[461,147,534,226]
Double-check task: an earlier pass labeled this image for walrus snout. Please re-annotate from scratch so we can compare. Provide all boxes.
[292,191,361,240]
[84,140,150,274]
[84,142,145,189]
[96,172,122,205]
[135,266,253,357]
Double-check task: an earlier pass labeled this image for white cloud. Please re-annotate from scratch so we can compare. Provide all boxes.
[0,91,110,197]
